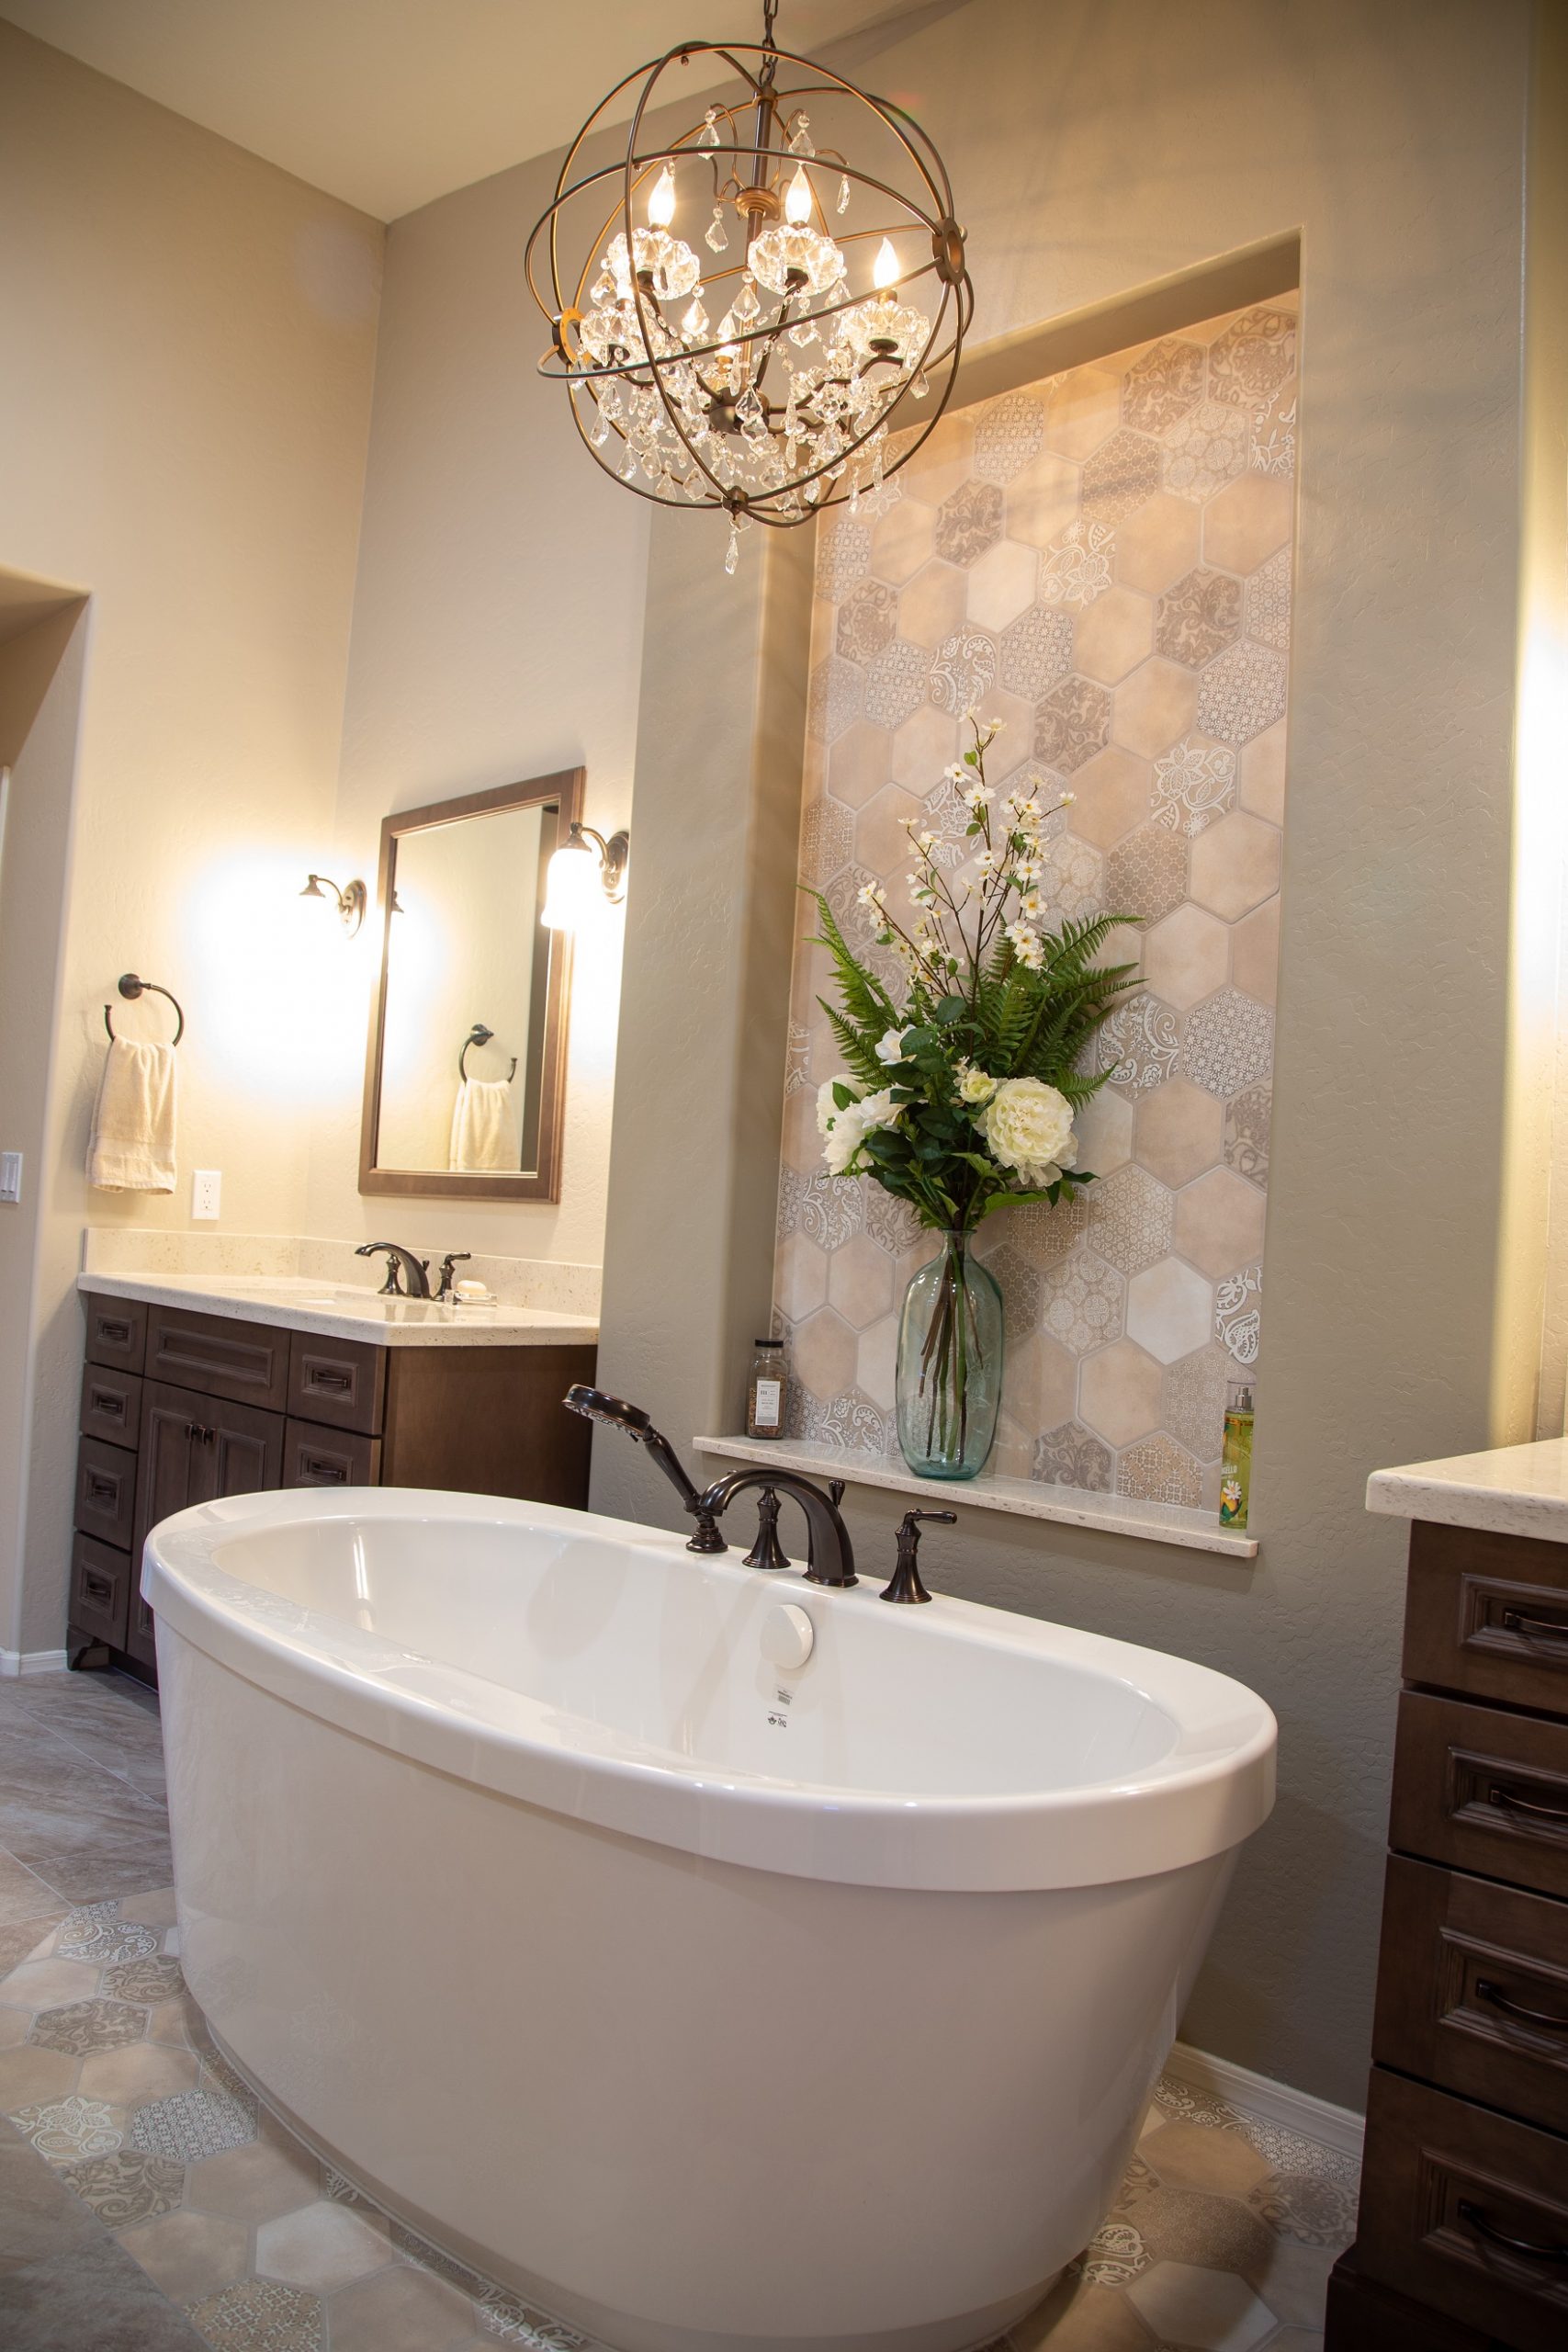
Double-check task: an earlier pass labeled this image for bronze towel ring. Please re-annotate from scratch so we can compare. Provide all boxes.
[103,973,185,1046]
[458,1023,516,1083]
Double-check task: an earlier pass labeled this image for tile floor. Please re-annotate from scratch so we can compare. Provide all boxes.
[0,1673,1357,2349]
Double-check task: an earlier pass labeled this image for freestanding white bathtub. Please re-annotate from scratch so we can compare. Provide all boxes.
[144,1487,1276,2352]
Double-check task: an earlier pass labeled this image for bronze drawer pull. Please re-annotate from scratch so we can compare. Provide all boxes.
[85,1475,117,1504]
[93,1392,125,1419]
[98,1318,131,1344]
[310,1369,353,1391]
[1488,1782,1568,1826]
[84,1572,112,1603]
[303,1458,346,1482]
[1457,2199,1568,2264]
[1476,1977,1568,2034]
[1500,1606,1568,1651]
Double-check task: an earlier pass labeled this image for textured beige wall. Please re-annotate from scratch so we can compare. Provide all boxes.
[0,23,382,1649]
[595,0,1538,2108]
[301,144,651,1271]
[0,608,87,1657]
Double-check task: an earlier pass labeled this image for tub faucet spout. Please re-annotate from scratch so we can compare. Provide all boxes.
[694,1469,858,1588]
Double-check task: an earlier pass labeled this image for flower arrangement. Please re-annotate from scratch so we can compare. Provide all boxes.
[811,712,1137,1475]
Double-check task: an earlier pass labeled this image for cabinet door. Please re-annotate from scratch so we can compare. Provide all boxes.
[136,1385,200,1557]
[186,1392,283,1509]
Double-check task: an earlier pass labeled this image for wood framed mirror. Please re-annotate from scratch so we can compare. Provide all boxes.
[358,768,582,1201]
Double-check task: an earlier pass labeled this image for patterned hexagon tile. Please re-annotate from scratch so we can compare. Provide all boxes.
[776,296,1293,1506]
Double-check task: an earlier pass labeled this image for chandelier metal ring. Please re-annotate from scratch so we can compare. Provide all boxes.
[524,16,974,560]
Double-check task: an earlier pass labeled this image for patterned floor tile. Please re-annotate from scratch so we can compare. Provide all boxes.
[186,2276,326,2350]
[60,2145,186,2226]
[9,2092,123,2161]
[29,1993,150,2053]
[131,2086,257,2162]
[1126,2256,1277,2349]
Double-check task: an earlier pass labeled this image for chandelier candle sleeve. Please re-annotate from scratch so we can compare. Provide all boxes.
[523,1,974,548]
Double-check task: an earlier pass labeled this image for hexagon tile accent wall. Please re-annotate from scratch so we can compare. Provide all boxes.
[777,297,1296,1510]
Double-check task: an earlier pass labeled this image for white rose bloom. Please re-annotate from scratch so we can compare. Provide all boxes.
[817,1074,858,1138]
[875,1027,907,1065]
[957,1063,998,1105]
[976,1076,1078,1188]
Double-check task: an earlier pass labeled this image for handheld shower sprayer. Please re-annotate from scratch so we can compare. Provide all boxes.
[562,1386,727,1552]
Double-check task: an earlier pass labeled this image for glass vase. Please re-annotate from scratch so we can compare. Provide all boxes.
[894,1230,1003,1481]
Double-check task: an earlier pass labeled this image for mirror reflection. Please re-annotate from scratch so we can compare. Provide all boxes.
[360,772,579,1201]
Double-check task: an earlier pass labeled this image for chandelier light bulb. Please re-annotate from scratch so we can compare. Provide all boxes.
[647,163,676,227]
[873,236,900,290]
[784,164,813,225]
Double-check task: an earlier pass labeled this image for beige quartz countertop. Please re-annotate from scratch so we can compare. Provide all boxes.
[1367,1435,1568,1540]
[78,1271,598,1349]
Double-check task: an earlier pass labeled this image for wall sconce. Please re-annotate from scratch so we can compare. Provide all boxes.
[299,873,367,935]
[541,822,629,931]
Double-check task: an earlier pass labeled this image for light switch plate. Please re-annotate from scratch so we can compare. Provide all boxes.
[0,1152,20,1204]
[192,1169,221,1220]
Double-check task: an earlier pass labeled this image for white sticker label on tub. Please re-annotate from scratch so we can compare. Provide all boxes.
[753,1378,782,1427]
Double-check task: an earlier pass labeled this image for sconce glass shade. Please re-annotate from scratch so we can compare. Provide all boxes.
[540,823,629,931]
[541,840,603,932]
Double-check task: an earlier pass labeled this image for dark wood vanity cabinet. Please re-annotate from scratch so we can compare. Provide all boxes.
[68,1291,595,1682]
[1328,1521,1568,2351]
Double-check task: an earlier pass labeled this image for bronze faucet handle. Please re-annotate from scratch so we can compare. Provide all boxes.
[880,1509,955,1605]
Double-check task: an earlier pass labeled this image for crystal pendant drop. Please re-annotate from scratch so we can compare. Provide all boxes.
[911,368,930,400]
[589,407,611,447]
[699,107,720,148]
[724,520,740,574]
[788,114,814,156]
[837,174,851,214]
[705,207,728,253]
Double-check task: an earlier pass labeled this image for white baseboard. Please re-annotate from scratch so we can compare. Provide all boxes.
[0,1647,69,1679]
[1166,2039,1365,2164]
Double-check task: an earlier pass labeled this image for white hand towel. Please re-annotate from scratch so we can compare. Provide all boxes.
[87,1038,178,1193]
[449,1078,518,1173]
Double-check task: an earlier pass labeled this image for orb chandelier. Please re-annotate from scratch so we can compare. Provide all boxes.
[525,0,973,569]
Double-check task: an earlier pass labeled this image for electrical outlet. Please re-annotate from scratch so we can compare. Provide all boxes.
[192,1169,221,1221]
[0,1152,20,1204]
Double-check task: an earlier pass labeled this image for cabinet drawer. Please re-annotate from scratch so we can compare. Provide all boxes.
[83,1293,147,1374]
[1375,1856,1568,2136]
[1391,1690,1568,1900]
[146,1306,288,1410]
[282,1420,380,1488]
[1358,2067,1568,2350]
[68,1533,131,1650]
[75,1437,138,1551]
[287,1333,385,1435]
[1406,1521,1568,1718]
[79,1363,143,1451]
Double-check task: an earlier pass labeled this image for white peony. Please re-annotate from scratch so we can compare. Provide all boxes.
[956,1063,998,1105]
[875,1027,908,1065]
[976,1076,1078,1188]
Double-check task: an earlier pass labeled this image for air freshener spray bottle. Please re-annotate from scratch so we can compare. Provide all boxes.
[1219,1382,1254,1529]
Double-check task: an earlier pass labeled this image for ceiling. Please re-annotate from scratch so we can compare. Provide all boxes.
[1,1,926,221]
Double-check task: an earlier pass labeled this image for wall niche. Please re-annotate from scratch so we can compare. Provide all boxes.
[773,296,1297,1510]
